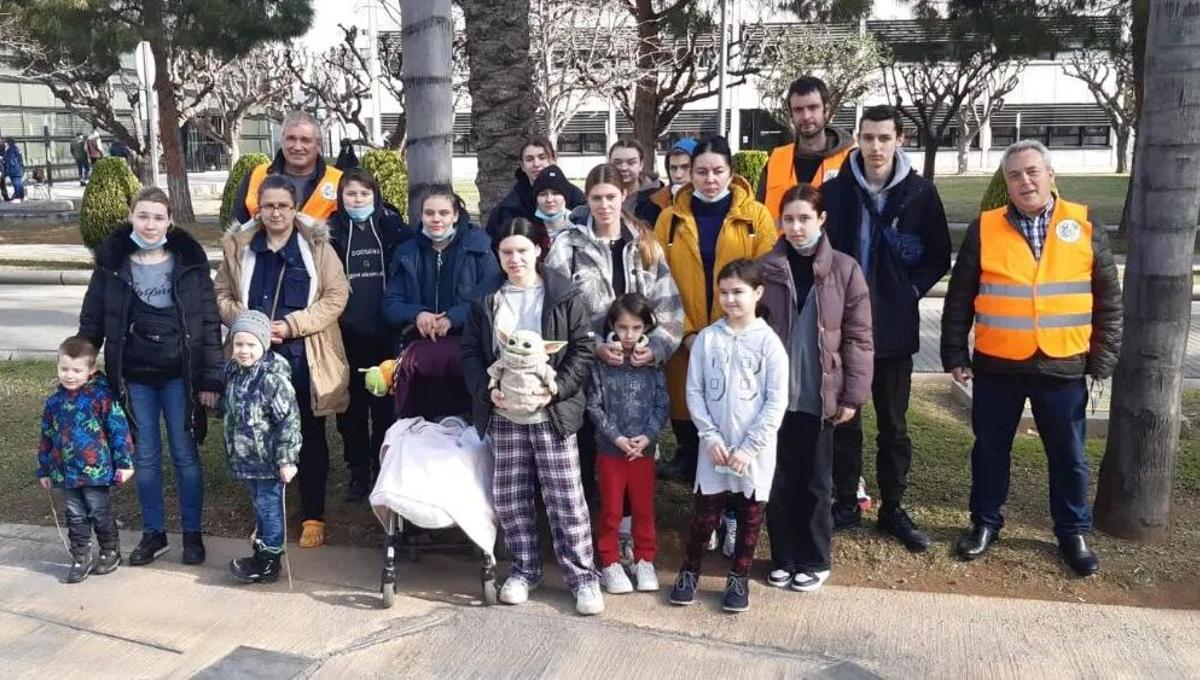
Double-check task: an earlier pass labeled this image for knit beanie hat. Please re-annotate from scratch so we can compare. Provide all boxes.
[230,310,272,351]
[532,164,577,198]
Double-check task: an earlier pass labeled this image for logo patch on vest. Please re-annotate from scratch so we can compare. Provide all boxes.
[1056,219,1082,244]
[823,169,839,182]
[321,182,336,201]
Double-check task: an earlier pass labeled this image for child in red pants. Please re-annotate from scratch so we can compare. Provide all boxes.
[585,293,669,594]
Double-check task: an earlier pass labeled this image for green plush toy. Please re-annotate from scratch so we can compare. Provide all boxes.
[358,359,396,397]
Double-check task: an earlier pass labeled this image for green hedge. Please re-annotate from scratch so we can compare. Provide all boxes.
[80,158,141,252]
[361,148,409,218]
[732,150,769,195]
[220,152,270,227]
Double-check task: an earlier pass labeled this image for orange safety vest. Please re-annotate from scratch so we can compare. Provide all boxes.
[244,163,343,222]
[974,199,1094,361]
[763,142,853,220]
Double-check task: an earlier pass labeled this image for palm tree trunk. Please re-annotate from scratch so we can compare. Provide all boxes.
[462,0,535,223]
[400,0,455,225]
[1093,1,1200,542]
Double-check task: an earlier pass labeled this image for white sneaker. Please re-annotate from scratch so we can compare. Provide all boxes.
[633,560,659,591]
[601,563,634,594]
[722,515,737,558]
[618,536,634,567]
[499,577,538,604]
[575,582,605,615]
[791,570,831,592]
[705,530,719,551]
[767,569,792,588]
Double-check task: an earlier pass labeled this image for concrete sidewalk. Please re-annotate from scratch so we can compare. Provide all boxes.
[0,522,1197,679]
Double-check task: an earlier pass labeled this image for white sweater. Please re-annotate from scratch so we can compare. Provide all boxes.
[685,318,789,501]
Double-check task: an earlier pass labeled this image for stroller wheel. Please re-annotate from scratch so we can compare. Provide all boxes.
[482,577,497,605]
[381,578,395,609]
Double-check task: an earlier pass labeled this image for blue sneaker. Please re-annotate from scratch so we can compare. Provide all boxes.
[722,573,750,613]
[668,569,698,605]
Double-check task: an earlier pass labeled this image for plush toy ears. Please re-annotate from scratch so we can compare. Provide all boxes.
[496,329,511,346]
[543,340,568,354]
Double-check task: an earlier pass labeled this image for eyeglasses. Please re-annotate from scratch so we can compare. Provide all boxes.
[261,203,296,214]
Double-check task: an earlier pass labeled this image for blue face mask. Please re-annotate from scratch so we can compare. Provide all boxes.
[423,225,457,243]
[130,230,166,251]
[789,230,822,255]
[345,204,374,222]
[535,208,566,223]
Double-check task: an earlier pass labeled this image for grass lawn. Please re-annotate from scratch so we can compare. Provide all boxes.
[934,174,1129,225]
[3,360,1198,609]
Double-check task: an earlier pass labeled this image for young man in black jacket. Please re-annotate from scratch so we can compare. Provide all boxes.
[822,105,952,552]
[486,136,586,238]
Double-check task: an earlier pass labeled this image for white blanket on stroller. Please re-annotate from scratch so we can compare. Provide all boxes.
[369,416,496,558]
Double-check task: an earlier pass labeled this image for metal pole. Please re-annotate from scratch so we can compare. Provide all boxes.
[42,115,53,186]
[368,0,382,145]
[716,0,729,138]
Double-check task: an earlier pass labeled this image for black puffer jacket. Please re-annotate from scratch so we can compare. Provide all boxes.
[940,210,1123,379]
[485,167,587,238]
[79,225,224,436]
[460,269,596,438]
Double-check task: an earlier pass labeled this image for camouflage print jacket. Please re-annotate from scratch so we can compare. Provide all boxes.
[222,352,301,480]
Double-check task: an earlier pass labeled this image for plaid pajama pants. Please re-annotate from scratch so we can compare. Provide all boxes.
[489,415,600,591]
[682,491,765,576]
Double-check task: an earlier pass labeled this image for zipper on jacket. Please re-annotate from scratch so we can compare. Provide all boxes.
[435,251,443,312]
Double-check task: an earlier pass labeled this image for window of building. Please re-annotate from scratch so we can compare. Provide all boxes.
[1049,125,1081,147]
[1082,125,1110,147]
[991,126,1017,148]
[556,132,607,155]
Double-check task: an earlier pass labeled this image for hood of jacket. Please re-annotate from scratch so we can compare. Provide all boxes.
[227,347,291,381]
[709,316,773,340]
[95,223,210,272]
[795,126,856,161]
[847,148,912,196]
[668,174,759,220]
[760,231,834,285]
[407,221,491,255]
[473,266,578,309]
[226,217,332,250]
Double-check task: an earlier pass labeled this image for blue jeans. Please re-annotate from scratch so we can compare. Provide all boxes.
[247,480,285,551]
[969,372,1092,538]
[7,174,24,200]
[127,379,204,533]
[62,486,119,552]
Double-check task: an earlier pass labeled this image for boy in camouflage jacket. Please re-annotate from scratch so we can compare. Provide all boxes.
[36,336,135,583]
[222,311,301,584]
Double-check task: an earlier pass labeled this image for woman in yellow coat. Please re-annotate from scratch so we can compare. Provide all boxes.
[654,136,777,496]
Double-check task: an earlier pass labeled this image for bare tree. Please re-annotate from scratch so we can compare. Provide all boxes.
[530,0,640,146]
[286,25,376,144]
[1093,1,1200,543]
[1063,48,1134,173]
[952,61,1021,175]
[754,25,887,129]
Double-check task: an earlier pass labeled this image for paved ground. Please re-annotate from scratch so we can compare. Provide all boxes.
[1,522,1197,679]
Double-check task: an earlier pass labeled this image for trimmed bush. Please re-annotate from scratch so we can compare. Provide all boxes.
[361,148,409,218]
[979,167,1009,212]
[732,150,769,195]
[220,152,270,228]
[80,157,141,252]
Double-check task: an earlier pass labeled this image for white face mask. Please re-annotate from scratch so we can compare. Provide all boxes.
[423,224,457,243]
[693,187,731,204]
[789,231,822,255]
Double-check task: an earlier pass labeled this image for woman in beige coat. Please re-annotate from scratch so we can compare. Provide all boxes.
[215,174,350,548]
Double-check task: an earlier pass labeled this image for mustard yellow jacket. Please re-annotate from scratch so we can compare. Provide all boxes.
[653,175,778,419]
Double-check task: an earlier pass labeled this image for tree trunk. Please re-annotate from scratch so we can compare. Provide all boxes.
[227,117,244,165]
[1114,126,1130,175]
[462,0,535,224]
[1093,0,1200,543]
[631,0,660,152]
[143,0,194,222]
[386,112,407,151]
[400,0,455,226]
[922,131,938,179]
[1118,0,1150,237]
[955,127,971,175]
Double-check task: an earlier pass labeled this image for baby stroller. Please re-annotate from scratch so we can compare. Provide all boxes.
[368,335,500,608]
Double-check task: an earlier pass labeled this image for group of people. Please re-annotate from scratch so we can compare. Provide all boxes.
[69,130,107,186]
[35,75,1122,616]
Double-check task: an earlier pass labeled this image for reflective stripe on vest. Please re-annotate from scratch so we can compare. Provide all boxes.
[244,163,344,222]
[973,199,1094,360]
[763,143,854,220]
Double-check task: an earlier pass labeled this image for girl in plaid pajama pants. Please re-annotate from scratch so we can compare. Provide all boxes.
[461,218,604,616]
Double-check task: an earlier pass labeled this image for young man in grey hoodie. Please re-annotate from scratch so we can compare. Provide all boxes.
[821,105,952,552]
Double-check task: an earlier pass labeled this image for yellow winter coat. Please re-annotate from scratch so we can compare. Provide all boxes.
[654,175,778,419]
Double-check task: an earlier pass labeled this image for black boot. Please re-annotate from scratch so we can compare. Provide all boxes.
[182,531,206,565]
[94,547,122,575]
[66,548,95,584]
[129,530,169,566]
[230,543,282,584]
[1059,534,1100,576]
[344,468,370,503]
[876,504,932,553]
[831,501,862,532]
[956,524,1000,560]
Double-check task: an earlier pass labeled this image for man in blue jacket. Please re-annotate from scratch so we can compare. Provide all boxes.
[822,105,952,552]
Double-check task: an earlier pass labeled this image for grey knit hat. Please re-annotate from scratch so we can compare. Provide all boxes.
[230,310,272,351]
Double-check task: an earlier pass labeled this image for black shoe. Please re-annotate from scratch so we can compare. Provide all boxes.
[94,548,122,575]
[230,544,283,584]
[344,468,370,503]
[128,531,169,566]
[956,524,1000,560]
[668,569,699,606]
[722,573,750,613]
[1059,534,1100,577]
[877,505,932,553]
[66,550,95,583]
[182,531,206,565]
[831,501,862,532]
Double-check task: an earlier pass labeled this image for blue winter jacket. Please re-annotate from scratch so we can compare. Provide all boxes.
[4,144,23,178]
[36,373,135,488]
[383,222,500,332]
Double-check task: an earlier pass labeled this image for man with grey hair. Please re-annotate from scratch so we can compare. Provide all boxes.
[941,140,1122,577]
[231,111,344,225]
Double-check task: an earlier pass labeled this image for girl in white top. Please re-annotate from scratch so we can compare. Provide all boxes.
[668,258,788,614]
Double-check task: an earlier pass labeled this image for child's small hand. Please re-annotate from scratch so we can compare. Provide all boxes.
[490,389,507,409]
[279,465,297,484]
[629,435,651,452]
[629,345,654,367]
[728,450,751,475]
[615,436,632,456]
[707,441,729,466]
[115,468,135,484]
[38,477,51,491]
